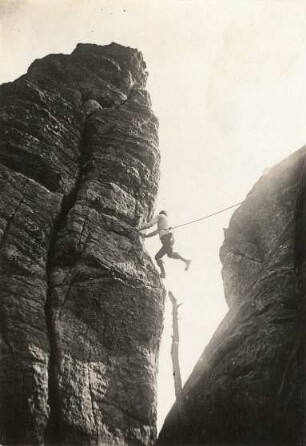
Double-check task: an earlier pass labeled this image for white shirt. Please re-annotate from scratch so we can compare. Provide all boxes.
[140,214,171,237]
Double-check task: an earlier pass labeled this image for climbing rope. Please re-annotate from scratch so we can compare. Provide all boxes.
[171,201,243,230]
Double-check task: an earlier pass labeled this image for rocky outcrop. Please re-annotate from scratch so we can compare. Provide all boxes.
[158,147,305,444]
[0,43,165,446]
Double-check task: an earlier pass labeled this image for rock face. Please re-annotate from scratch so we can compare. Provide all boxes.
[0,43,165,446]
[158,147,305,444]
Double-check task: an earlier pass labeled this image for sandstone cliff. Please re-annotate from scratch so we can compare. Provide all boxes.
[0,43,165,446]
[158,147,305,444]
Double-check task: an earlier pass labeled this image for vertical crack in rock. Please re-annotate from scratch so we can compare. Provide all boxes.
[44,115,98,443]
[44,164,83,444]
[158,146,305,445]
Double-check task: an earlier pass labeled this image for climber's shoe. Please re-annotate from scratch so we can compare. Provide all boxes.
[160,272,166,279]
[185,260,191,271]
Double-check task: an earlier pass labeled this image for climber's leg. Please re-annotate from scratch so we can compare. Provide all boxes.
[168,251,191,270]
[165,234,191,271]
[155,245,167,279]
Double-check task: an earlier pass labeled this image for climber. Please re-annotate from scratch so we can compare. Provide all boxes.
[138,210,191,279]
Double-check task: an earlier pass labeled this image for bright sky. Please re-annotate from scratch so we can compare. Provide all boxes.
[0,0,305,432]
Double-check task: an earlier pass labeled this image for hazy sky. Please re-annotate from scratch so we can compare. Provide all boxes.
[0,0,305,431]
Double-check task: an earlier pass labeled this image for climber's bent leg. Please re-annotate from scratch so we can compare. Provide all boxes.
[169,251,187,262]
[168,251,191,270]
[156,258,166,279]
[155,245,167,279]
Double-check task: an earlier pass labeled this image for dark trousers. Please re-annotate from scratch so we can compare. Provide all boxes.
[155,233,182,260]
[155,233,188,277]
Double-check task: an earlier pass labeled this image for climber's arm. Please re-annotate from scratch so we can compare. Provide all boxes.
[138,215,159,231]
[142,228,159,238]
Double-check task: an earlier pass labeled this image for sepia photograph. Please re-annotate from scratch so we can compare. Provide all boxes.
[0,0,305,445]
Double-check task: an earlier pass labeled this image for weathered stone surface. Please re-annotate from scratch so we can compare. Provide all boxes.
[0,43,165,446]
[158,147,305,444]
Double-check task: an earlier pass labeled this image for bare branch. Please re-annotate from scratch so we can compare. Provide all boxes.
[168,290,187,422]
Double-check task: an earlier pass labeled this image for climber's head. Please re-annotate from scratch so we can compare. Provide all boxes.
[159,210,168,216]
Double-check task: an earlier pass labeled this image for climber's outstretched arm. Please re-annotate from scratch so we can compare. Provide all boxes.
[140,228,159,238]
